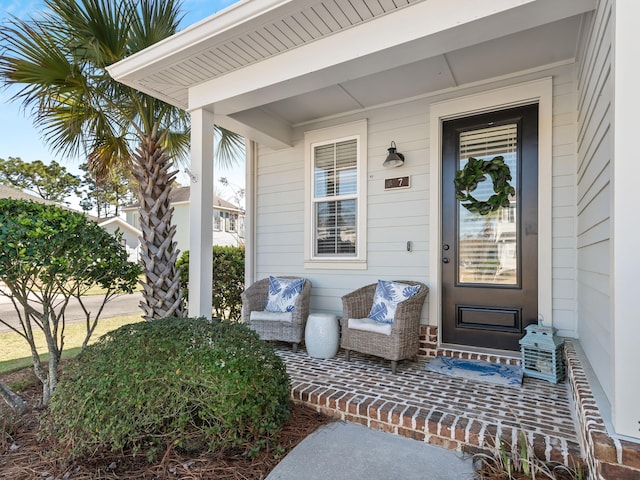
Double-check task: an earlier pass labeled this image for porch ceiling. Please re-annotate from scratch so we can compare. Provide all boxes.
[108,0,595,148]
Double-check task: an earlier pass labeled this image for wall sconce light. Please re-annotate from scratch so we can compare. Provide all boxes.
[383,141,405,168]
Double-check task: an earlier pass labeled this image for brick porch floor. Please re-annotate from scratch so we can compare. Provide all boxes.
[275,344,582,467]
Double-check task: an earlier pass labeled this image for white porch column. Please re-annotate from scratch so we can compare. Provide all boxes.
[188,108,214,319]
[612,1,640,440]
[244,140,256,286]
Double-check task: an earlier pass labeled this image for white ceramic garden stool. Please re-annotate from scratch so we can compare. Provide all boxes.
[305,313,339,359]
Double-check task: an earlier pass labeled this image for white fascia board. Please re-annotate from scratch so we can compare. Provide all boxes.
[99,217,142,236]
[214,205,243,213]
[187,0,539,110]
[129,81,187,109]
[107,0,314,83]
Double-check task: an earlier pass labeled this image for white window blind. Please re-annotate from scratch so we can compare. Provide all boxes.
[313,139,358,257]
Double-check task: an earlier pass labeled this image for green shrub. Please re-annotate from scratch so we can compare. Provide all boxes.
[46,317,290,460]
[0,198,141,405]
[177,246,245,321]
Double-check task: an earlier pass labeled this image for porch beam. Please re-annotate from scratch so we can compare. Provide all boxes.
[214,111,293,150]
[187,108,214,319]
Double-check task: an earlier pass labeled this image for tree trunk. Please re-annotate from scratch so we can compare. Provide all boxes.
[132,133,185,320]
[0,381,27,414]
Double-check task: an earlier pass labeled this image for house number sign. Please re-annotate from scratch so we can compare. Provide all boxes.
[384,176,410,190]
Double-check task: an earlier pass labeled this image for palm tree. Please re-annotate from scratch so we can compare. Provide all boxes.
[0,0,244,319]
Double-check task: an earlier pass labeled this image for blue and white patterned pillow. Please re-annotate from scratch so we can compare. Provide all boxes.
[265,276,305,313]
[368,280,420,324]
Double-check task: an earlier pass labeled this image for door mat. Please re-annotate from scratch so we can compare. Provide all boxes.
[424,356,523,387]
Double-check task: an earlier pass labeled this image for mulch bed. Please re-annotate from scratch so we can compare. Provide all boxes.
[1,368,333,480]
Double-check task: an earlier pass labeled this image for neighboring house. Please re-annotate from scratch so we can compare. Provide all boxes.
[1,185,141,262]
[97,217,142,263]
[122,186,245,255]
[109,0,639,464]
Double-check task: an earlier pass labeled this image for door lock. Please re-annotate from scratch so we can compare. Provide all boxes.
[442,257,450,264]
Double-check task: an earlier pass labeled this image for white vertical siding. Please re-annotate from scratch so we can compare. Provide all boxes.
[575,1,613,397]
[551,71,579,337]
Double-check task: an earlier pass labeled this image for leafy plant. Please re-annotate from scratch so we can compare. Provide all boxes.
[454,156,515,215]
[474,431,583,479]
[177,246,245,321]
[0,199,141,405]
[45,317,290,461]
[7,371,39,393]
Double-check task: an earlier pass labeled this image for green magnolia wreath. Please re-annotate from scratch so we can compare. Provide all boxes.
[454,156,515,215]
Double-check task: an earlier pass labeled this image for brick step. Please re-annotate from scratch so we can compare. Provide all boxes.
[281,346,582,470]
[565,342,640,479]
[292,384,583,468]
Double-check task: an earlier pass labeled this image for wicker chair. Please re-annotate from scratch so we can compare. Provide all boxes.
[241,277,311,352]
[340,281,428,373]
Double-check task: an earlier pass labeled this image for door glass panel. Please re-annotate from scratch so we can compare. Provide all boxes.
[458,124,518,285]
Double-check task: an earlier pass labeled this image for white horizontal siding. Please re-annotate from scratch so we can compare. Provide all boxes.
[255,146,306,278]
[253,64,579,334]
[575,0,613,398]
[254,102,432,316]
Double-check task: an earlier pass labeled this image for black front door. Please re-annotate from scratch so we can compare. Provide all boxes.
[441,104,538,351]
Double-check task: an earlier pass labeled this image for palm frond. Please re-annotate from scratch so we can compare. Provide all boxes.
[0,18,79,105]
[215,127,245,170]
[127,0,184,53]
[43,0,130,66]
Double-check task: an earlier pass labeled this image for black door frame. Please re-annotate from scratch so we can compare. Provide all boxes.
[440,104,539,351]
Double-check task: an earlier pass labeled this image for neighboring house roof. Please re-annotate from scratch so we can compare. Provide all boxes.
[0,184,59,204]
[0,185,109,224]
[98,216,142,237]
[122,186,243,213]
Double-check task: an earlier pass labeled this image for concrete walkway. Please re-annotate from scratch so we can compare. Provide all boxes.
[266,421,476,480]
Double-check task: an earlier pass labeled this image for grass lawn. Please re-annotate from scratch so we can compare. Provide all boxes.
[0,314,144,375]
[79,277,144,296]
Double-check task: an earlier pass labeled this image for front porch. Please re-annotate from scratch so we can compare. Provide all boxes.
[276,339,640,479]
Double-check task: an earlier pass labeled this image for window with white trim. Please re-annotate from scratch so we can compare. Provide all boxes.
[305,120,367,268]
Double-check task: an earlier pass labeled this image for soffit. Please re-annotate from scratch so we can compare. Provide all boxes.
[114,0,423,109]
[109,0,594,147]
[259,14,583,126]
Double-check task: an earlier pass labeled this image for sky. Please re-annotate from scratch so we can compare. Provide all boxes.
[0,0,245,206]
